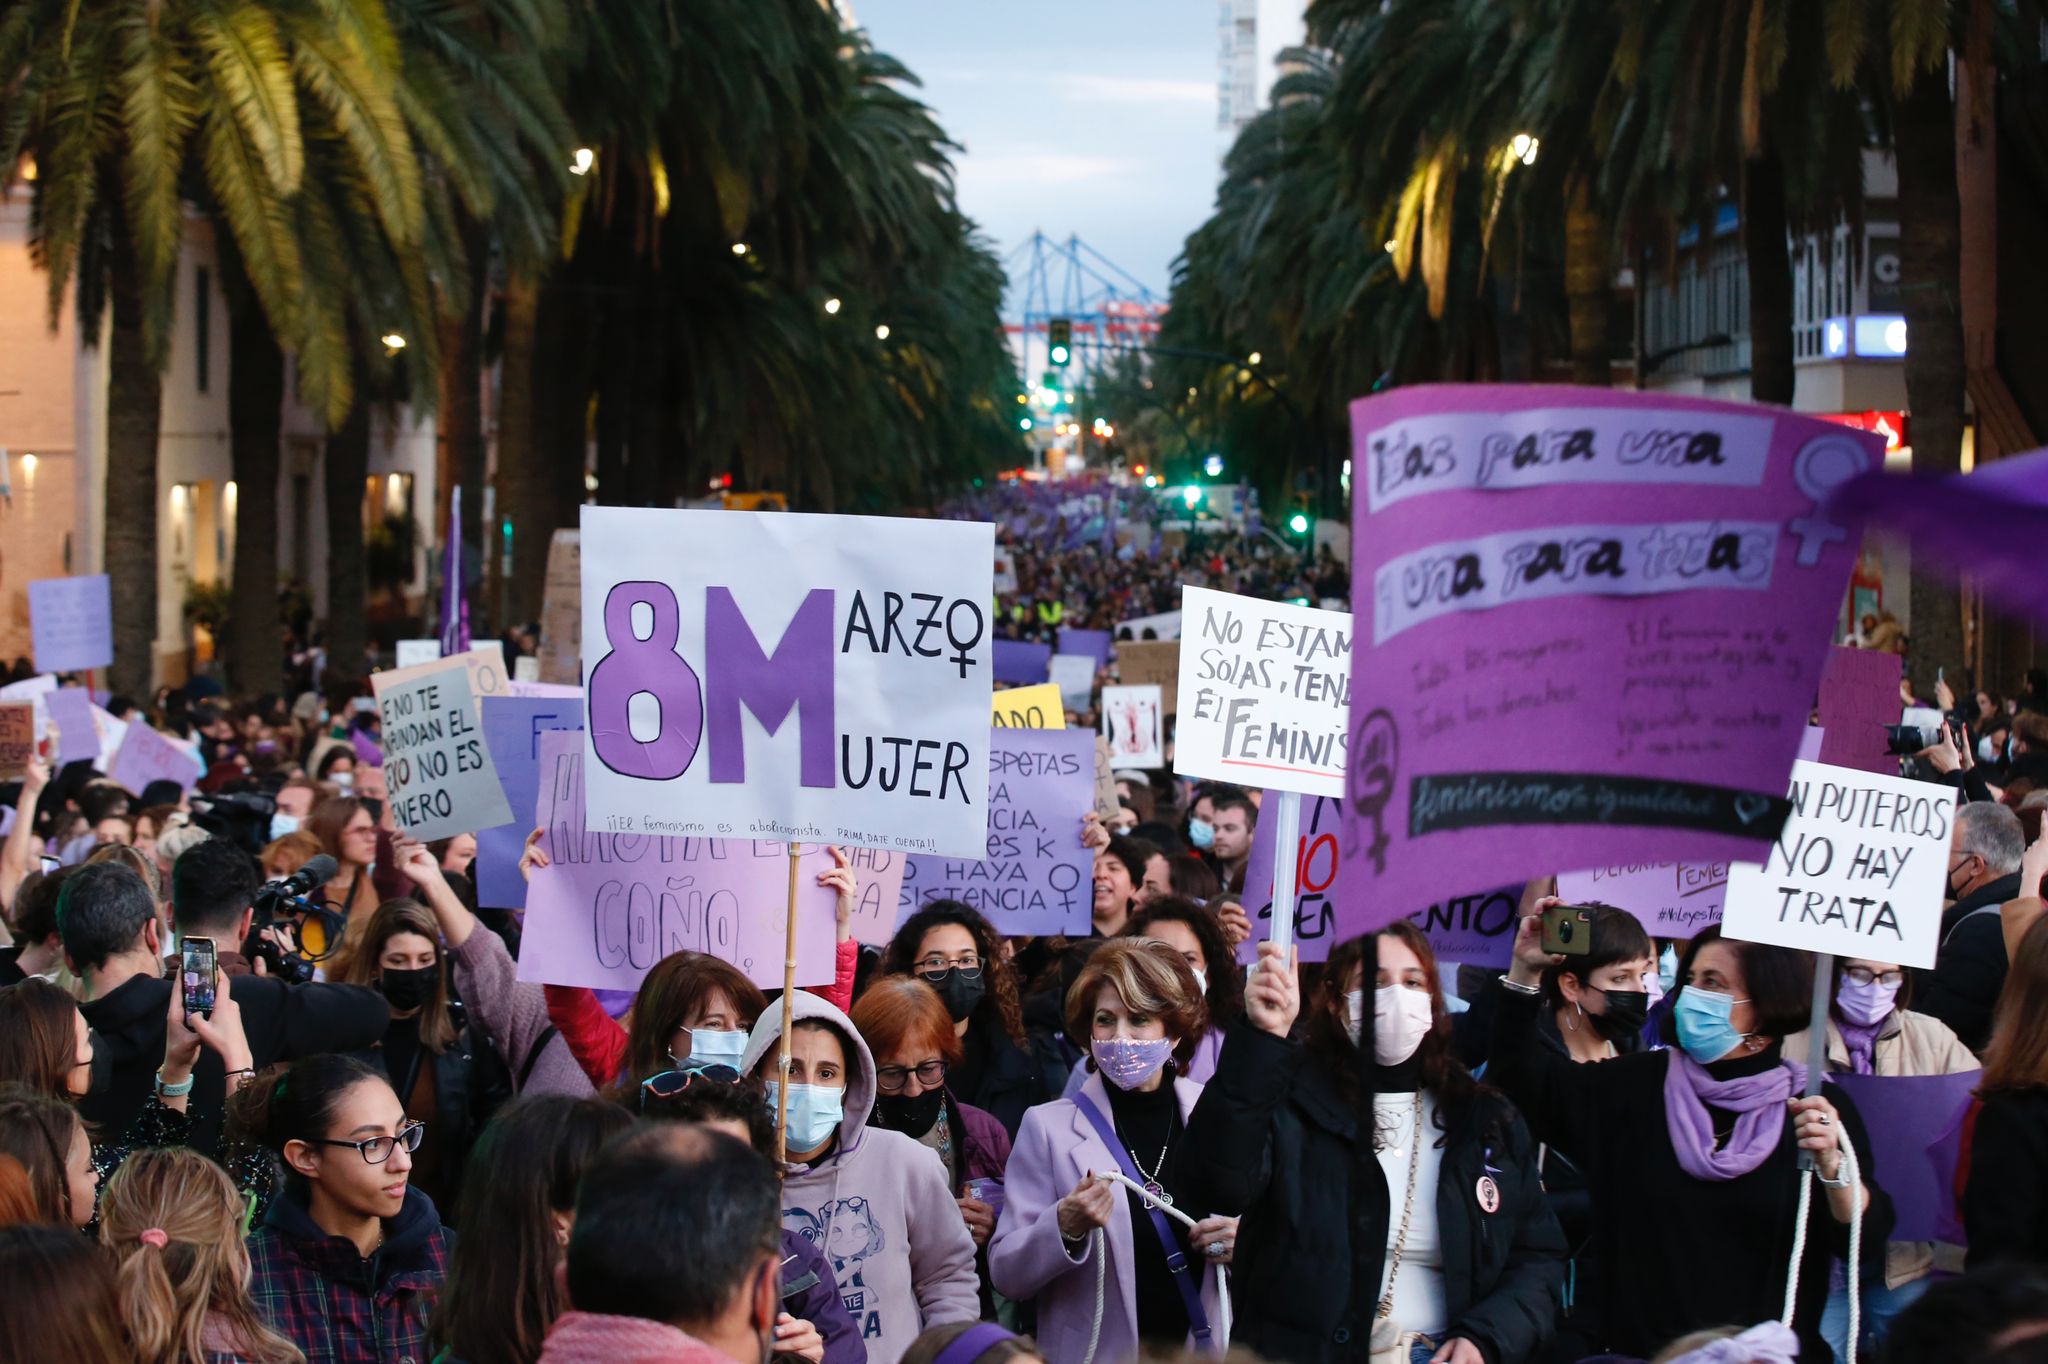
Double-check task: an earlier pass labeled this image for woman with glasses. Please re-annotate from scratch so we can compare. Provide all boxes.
[1785,954,1976,1357]
[238,1054,450,1364]
[883,904,1052,1137]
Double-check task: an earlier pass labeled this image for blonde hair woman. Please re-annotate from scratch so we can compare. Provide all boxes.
[99,1147,304,1364]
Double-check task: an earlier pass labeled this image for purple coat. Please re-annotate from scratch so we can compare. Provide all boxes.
[953,1095,1012,1188]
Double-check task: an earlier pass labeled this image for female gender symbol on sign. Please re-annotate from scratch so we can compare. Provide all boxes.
[1348,709,1400,874]
[1787,435,1874,567]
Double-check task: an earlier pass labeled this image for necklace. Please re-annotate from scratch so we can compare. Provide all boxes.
[1136,1138,1171,1208]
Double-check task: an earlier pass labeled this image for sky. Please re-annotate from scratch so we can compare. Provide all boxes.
[852,0,1229,314]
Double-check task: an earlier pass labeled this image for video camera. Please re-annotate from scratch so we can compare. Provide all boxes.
[189,790,277,856]
[242,854,347,984]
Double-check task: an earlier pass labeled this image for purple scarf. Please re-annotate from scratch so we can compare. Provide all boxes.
[1662,1052,1807,1181]
[1836,1016,1886,1076]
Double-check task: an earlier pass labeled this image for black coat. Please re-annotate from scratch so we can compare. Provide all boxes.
[951,1013,1055,1138]
[1915,872,2024,1052]
[1964,1088,2048,1269]
[80,968,390,1158]
[1181,1021,1565,1364]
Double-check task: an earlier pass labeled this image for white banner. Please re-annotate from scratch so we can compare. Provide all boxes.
[1100,684,1164,768]
[370,648,514,841]
[1173,586,1350,799]
[578,507,994,857]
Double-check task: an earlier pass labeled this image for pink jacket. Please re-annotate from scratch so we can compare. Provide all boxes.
[537,1311,735,1364]
[988,1073,1228,1364]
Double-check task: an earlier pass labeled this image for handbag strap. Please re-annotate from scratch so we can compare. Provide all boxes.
[1071,1092,1213,1345]
[1376,1093,1423,1322]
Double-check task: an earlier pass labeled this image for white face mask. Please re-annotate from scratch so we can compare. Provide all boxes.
[1191,967,1208,997]
[1979,736,2001,763]
[1373,985,1435,1066]
[1345,988,1365,1044]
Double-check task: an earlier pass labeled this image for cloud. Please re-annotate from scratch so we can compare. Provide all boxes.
[957,152,1137,186]
[1052,73,1216,106]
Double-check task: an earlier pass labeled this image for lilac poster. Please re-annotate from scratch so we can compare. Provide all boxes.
[1343,386,1878,928]
[994,639,1052,684]
[475,695,585,909]
[1237,792,1518,967]
[516,732,837,991]
[28,575,113,673]
[899,726,1094,936]
[1556,860,1728,939]
[106,722,203,796]
[1818,647,1903,776]
[1059,628,1114,670]
[1828,1070,1979,1243]
[46,687,100,766]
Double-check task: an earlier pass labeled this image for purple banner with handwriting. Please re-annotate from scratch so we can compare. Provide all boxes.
[1343,386,1876,926]
[106,722,203,796]
[1555,860,1728,939]
[1237,792,1519,967]
[516,731,836,992]
[475,695,585,909]
[994,639,1052,684]
[1828,1069,1978,1243]
[1818,647,1902,776]
[46,687,100,766]
[899,726,1094,935]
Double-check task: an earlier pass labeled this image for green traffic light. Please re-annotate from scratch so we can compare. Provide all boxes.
[1288,513,1310,534]
[1019,417,1034,431]
[1050,344,1070,365]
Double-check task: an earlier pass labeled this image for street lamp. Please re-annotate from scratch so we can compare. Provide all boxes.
[381,332,407,353]
[1509,133,1539,166]
[823,297,841,315]
[875,324,891,340]
[569,147,595,176]
[731,242,749,256]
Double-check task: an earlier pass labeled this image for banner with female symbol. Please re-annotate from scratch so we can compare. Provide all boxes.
[1342,386,1879,928]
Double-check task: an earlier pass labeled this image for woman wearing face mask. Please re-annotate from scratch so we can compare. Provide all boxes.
[1181,930,1562,1364]
[741,991,980,1364]
[338,900,513,1210]
[1781,957,1975,1357]
[884,905,1052,1137]
[989,939,1238,1363]
[1121,899,1242,1083]
[1490,914,1893,1360]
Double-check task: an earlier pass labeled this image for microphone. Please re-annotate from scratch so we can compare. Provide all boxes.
[272,854,339,900]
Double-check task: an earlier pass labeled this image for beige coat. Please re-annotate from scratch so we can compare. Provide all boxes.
[1783,1009,1979,1288]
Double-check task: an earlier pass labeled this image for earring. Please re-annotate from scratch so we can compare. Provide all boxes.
[1564,1004,1580,1033]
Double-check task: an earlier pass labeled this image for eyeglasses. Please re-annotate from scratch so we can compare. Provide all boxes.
[875,1059,948,1094]
[640,1065,741,1111]
[915,955,981,979]
[313,1120,425,1165]
[1844,966,1906,989]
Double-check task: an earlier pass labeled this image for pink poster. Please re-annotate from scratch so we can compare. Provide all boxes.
[1341,386,1878,934]
[1555,861,1728,939]
[1817,647,1903,775]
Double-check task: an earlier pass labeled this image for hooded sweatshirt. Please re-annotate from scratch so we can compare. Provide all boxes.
[742,992,979,1364]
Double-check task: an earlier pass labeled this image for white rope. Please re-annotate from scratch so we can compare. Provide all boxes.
[1074,1171,1234,1364]
[1781,1132,1863,1363]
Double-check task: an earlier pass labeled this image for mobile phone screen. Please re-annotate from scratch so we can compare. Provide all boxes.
[181,938,217,1018]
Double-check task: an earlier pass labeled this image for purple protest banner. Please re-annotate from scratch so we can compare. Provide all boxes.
[1058,628,1114,671]
[1237,791,1519,967]
[994,639,1052,685]
[1556,861,1728,939]
[899,726,1094,936]
[1827,1069,1979,1243]
[1817,647,1903,776]
[1342,386,1877,930]
[516,731,836,991]
[475,695,585,909]
[28,574,113,673]
[106,722,203,796]
[46,687,100,766]
[839,845,912,947]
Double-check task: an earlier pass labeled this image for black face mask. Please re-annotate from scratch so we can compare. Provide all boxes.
[926,968,985,1023]
[873,1086,945,1139]
[378,965,439,1012]
[1592,989,1650,1042]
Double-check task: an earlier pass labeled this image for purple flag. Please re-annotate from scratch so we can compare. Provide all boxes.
[1058,628,1113,670]
[440,485,471,658]
[993,639,1051,684]
[1827,1069,1979,1244]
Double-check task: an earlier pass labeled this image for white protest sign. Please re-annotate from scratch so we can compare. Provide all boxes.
[1722,760,1955,969]
[0,674,56,744]
[1116,609,1182,641]
[370,648,514,841]
[396,639,442,669]
[1049,653,1095,711]
[578,507,994,857]
[1174,586,1350,799]
[1100,684,1163,768]
[28,575,113,673]
[993,549,1018,594]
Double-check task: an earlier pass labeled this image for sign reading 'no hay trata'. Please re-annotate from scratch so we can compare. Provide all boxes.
[1343,385,1880,927]
[578,507,995,858]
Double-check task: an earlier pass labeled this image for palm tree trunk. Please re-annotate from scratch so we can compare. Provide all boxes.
[436,222,490,632]
[105,222,162,700]
[1744,150,1795,405]
[1895,63,1967,694]
[1564,178,1611,386]
[324,400,372,681]
[495,267,546,625]
[226,284,286,695]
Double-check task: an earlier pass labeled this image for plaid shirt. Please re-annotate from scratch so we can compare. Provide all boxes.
[249,1185,450,1364]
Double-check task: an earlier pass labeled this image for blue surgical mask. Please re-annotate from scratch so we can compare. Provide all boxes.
[1187,818,1216,850]
[1658,943,1679,993]
[1673,986,1751,1063]
[269,812,302,840]
[681,1028,748,1070]
[764,1081,844,1153]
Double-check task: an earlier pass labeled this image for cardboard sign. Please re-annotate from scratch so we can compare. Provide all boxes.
[992,684,1065,730]
[1557,861,1728,939]
[28,575,113,673]
[899,726,1095,936]
[579,508,994,857]
[0,675,56,743]
[396,639,442,669]
[106,722,204,796]
[370,650,515,842]
[1827,1070,1979,1243]
[1818,647,1904,776]
[1237,791,1517,966]
[475,695,585,909]
[1176,586,1349,800]
[46,688,100,765]
[0,703,34,778]
[1093,735,1121,821]
[517,733,837,990]
[539,529,582,685]
[1101,685,1163,768]
[1049,654,1096,710]
[1721,760,1954,968]
[1116,640,1181,713]
[1344,386,1879,927]
[993,550,1018,594]
[994,639,1052,684]
[1059,628,1114,670]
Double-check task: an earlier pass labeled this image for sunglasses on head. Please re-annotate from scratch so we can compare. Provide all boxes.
[639,1064,742,1111]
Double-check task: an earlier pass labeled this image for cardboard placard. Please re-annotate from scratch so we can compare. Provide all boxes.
[28,575,113,673]
[1175,586,1349,799]
[1556,861,1729,939]
[475,694,586,909]
[1100,685,1163,768]
[992,683,1065,730]
[1115,640,1181,712]
[1093,735,1121,821]
[0,703,35,778]
[538,529,582,686]
[370,649,515,842]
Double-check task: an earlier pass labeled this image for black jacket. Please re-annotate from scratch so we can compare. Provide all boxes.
[374,1014,513,1215]
[951,1013,1054,1138]
[1916,871,2023,1052]
[1964,1088,2048,1269]
[1181,1021,1565,1364]
[80,969,390,1157]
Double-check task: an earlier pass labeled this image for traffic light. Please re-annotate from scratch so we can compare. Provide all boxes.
[1288,492,1312,536]
[1048,317,1072,367]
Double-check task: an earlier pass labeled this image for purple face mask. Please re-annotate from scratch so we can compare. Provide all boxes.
[1091,1036,1175,1090]
[1836,976,1901,1027]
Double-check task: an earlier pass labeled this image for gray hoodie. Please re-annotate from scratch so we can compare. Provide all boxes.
[743,991,980,1364]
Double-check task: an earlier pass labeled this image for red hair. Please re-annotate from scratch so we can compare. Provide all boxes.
[850,976,963,1067]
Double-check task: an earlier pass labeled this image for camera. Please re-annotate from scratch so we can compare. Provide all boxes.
[241,855,345,984]
[189,790,278,856]
[1885,724,1939,756]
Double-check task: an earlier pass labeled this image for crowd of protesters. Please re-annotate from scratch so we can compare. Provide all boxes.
[7,515,2048,1364]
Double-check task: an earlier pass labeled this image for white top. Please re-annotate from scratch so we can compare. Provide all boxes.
[1374,1089,1447,1338]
